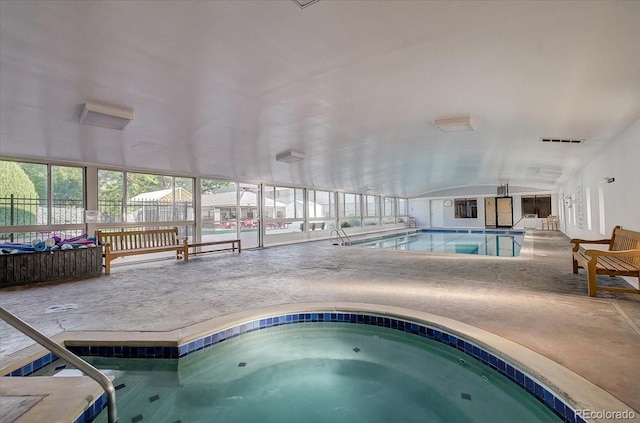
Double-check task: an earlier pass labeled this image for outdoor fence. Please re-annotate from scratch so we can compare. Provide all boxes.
[98,199,193,223]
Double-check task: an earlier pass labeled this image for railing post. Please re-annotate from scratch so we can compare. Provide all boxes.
[9,194,15,242]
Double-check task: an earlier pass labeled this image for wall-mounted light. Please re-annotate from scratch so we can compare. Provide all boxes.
[603,177,615,184]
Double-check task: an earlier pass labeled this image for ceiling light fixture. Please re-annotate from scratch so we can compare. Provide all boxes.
[276,149,305,163]
[434,116,474,133]
[79,102,133,130]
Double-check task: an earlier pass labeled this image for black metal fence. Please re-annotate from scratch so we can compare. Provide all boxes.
[0,196,84,226]
[97,200,193,223]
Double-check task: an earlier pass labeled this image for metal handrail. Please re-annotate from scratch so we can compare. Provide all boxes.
[330,229,351,246]
[0,307,118,423]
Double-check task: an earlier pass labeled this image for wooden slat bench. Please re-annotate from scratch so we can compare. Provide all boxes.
[186,239,241,258]
[97,228,188,275]
[571,225,640,297]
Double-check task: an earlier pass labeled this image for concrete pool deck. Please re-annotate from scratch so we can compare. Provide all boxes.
[1,229,639,420]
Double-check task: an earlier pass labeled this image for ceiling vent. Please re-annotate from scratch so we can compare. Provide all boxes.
[434,116,474,133]
[79,103,133,130]
[276,149,305,163]
[292,0,321,9]
[540,138,584,144]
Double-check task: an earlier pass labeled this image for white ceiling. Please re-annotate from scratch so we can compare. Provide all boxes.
[1,1,639,198]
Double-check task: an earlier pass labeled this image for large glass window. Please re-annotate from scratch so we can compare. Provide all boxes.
[397,198,408,223]
[382,197,395,224]
[264,185,304,233]
[98,170,193,224]
[598,185,605,235]
[364,195,379,217]
[201,179,239,241]
[521,195,551,218]
[363,195,380,226]
[1,160,84,242]
[585,187,592,231]
[340,193,361,227]
[308,189,336,231]
[1,161,46,228]
[455,198,477,219]
[51,166,84,224]
[98,170,124,223]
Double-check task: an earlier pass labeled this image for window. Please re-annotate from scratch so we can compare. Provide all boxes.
[98,170,193,224]
[521,195,551,218]
[263,186,303,220]
[383,197,395,216]
[382,197,396,224]
[1,160,85,242]
[364,195,379,217]
[0,161,84,226]
[1,161,46,228]
[309,190,336,218]
[598,184,605,235]
[585,187,592,231]
[340,193,361,227]
[51,166,85,224]
[396,198,408,223]
[200,179,237,239]
[363,195,380,226]
[342,193,361,217]
[454,198,477,219]
[306,189,336,231]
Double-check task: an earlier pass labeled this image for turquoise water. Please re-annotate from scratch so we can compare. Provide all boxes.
[355,231,524,257]
[90,323,559,423]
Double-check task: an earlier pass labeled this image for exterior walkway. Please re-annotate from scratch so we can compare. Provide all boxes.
[1,229,639,416]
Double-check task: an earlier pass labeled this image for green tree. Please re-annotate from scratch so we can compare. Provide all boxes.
[127,173,168,198]
[201,179,231,194]
[52,166,83,200]
[98,170,124,203]
[0,161,39,226]
[19,162,47,200]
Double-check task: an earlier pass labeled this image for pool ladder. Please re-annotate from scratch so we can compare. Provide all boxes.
[330,229,352,246]
[0,307,118,423]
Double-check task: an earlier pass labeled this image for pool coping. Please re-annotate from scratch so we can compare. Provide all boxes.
[1,302,636,423]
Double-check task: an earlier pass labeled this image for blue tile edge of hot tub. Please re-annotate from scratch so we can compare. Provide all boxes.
[6,311,585,423]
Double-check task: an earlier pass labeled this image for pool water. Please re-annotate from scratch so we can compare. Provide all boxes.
[88,323,559,423]
[354,230,525,257]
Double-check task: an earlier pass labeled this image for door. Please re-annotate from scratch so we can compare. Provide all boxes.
[430,200,444,227]
[496,197,513,227]
[238,183,261,248]
[485,197,497,228]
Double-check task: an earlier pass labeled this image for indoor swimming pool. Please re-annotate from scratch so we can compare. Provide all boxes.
[352,229,525,257]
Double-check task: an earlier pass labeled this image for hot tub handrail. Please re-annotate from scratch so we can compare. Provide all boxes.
[0,306,117,423]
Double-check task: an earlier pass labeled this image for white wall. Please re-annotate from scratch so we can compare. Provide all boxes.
[409,194,556,229]
[559,118,640,239]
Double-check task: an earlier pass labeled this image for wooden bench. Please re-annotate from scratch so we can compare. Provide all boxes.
[571,225,640,297]
[186,239,241,258]
[97,228,188,275]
